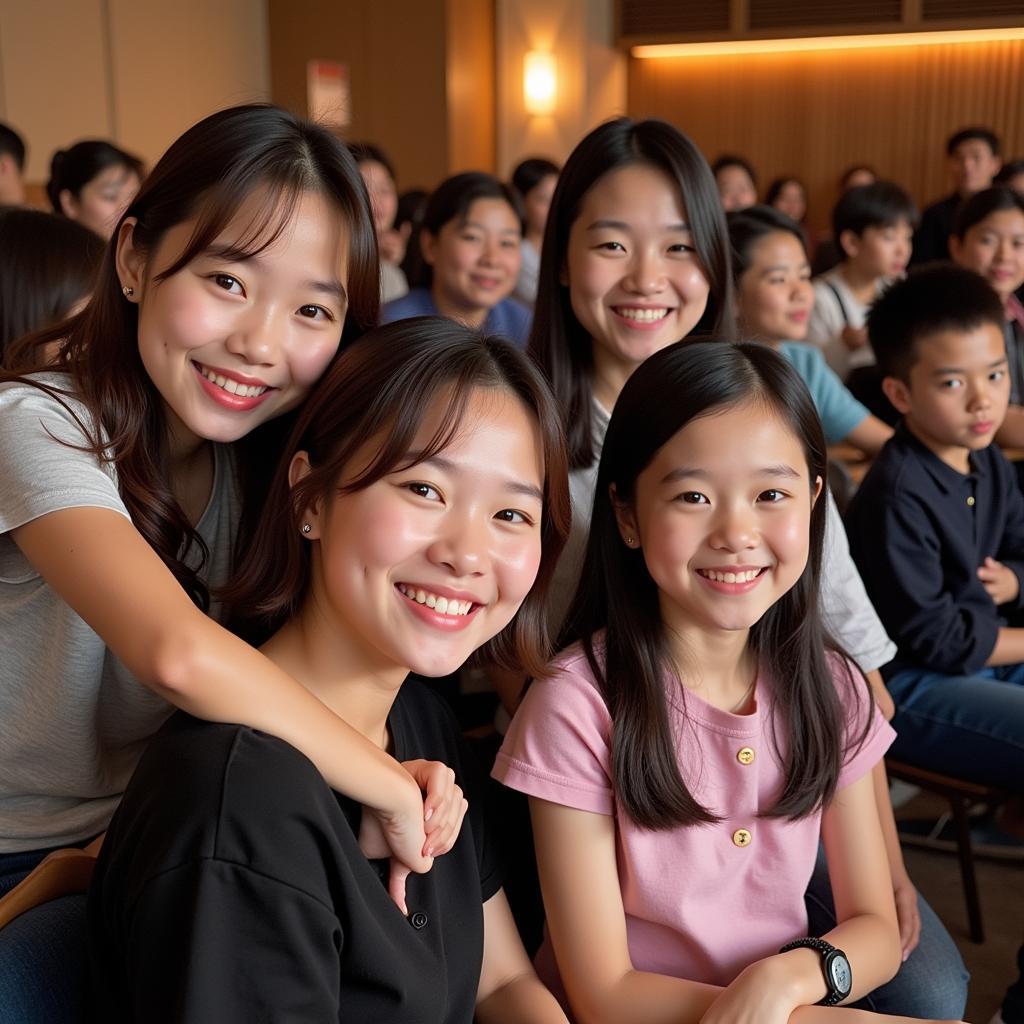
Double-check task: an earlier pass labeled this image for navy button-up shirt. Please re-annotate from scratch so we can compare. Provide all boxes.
[845,424,1024,676]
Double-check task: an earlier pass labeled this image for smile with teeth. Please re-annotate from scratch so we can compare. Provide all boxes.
[396,583,475,616]
[615,307,670,322]
[697,568,766,584]
[196,363,269,398]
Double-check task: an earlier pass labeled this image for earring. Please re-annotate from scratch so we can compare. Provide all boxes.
[122,285,134,298]
[625,536,635,547]
[301,523,312,535]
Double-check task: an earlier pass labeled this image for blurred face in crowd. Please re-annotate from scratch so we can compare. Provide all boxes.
[841,220,913,280]
[950,208,1024,303]
[736,231,813,343]
[421,198,522,327]
[716,164,757,213]
[771,181,807,224]
[949,139,1001,197]
[523,173,558,241]
[61,162,141,239]
[0,153,25,205]
[359,159,398,239]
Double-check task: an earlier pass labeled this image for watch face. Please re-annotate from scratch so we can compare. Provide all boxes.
[828,953,852,995]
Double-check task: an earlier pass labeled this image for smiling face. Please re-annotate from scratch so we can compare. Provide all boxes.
[736,231,813,343]
[62,163,141,239]
[119,188,349,452]
[566,162,710,387]
[950,208,1024,302]
[884,322,1010,472]
[422,197,521,325]
[716,164,757,212]
[300,386,545,678]
[617,399,819,639]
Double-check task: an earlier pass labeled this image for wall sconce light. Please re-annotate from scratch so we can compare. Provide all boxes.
[524,51,557,115]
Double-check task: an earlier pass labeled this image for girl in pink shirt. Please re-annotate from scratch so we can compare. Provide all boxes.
[496,341,962,1024]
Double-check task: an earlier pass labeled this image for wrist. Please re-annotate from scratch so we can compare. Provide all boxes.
[771,948,829,1006]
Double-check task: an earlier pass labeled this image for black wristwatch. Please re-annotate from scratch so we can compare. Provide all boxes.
[778,937,853,1006]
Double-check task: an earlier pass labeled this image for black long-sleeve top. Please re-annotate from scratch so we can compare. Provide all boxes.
[845,424,1024,676]
[87,681,502,1023]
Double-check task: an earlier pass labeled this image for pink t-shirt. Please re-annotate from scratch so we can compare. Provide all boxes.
[493,639,894,990]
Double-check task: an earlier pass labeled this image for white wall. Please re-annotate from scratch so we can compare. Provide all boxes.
[0,0,269,188]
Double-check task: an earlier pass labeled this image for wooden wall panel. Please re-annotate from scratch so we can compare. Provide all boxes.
[628,39,1024,235]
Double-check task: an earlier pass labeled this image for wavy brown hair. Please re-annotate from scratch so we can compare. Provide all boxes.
[3,104,379,610]
[223,316,571,676]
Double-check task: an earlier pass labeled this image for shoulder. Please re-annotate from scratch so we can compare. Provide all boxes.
[0,373,93,435]
[778,340,824,374]
[381,288,434,323]
[509,641,611,735]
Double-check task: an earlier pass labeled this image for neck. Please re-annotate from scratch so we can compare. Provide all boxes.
[590,344,635,413]
[839,262,879,302]
[525,228,543,249]
[262,600,406,748]
[662,611,757,713]
[431,284,487,330]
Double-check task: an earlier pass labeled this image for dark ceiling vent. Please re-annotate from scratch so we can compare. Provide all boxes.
[620,0,731,37]
[747,0,903,29]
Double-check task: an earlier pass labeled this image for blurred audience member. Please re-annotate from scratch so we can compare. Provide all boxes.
[912,126,1002,265]
[510,157,559,308]
[349,141,408,303]
[0,123,26,206]
[712,153,757,212]
[47,140,143,240]
[0,207,103,365]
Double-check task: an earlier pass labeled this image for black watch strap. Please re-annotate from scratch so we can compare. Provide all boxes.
[778,937,851,1006]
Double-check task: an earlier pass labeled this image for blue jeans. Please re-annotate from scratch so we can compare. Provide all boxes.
[0,847,88,1023]
[805,845,969,1019]
[885,662,1024,792]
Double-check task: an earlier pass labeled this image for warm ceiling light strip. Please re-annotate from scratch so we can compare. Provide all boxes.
[631,26,1024,59]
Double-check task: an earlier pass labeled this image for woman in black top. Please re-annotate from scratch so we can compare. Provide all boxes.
[88,318,571,1023]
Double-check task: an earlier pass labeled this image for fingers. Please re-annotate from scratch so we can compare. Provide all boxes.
[402,759,468,859]
[424,797,468,858]
[388,861,414,917]
[895,887,922,960]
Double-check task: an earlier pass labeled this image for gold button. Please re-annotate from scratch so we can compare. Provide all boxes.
[737,746,755,765]
[967,496,976,507]
[732,828,752,847]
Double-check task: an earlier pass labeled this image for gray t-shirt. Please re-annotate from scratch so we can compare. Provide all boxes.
[547,397,895,673]
[0,375,241,851]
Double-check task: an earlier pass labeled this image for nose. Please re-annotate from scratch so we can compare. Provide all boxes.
[478,235,500,267]
[224,307,280,366]
[997,236,1014,262]
[426,508,489,578]
[624,248,666,295]
[709,501,759,553]
[967,377,994,410]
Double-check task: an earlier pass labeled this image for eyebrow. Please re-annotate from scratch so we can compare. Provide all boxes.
[416,454,545,502]
[761,262,810,273]
[460,219,520,236]
[202,244,347,302]
[660,464,802,484]
[930,357,1008,376]
[585,218,690,233]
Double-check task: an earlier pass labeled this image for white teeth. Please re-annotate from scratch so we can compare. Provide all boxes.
[617,307,669,322]
[700,569,761,583]
[397,584,474,616]
[197,364,268,398]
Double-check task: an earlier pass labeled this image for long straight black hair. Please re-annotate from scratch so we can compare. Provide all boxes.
[529,118,734,471]
[563,340,869,830]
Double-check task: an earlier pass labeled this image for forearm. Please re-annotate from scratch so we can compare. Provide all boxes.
[569,968,720,1024]
[872,761,906,883]
[845,415,893,458]
[475,972,568,1023]
[996,405,1024,448]
[987,626,1024,666]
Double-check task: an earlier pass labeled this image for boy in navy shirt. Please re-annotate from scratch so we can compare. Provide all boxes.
[846,264,1024,800]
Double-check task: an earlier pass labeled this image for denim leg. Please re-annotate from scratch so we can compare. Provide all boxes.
[804,844,969,1019]
[0,848,88,1023]
[885,666,1024,793]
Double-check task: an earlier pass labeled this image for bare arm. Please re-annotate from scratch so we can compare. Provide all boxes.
[995,404,1024,448]
[13,508,430,871]
[475,888,567,1023]
[844,415,893,458]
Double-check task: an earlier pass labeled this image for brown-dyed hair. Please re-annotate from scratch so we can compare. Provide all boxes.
[223,316,571,676]
[3,104,379,611]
